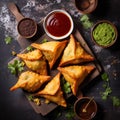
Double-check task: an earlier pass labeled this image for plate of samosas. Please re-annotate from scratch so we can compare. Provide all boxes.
[9,29,101,115]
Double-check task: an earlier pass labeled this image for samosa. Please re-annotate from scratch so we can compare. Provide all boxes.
[34,73,67,107]
[17,49,43,60]
[31,40,68,69]
[10,71,51,92]
[59,34,94,66]
[23,57,48,75]
[58,65,95,95]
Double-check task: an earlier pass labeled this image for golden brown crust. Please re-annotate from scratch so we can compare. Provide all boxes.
[34,73,67,107]
[10,71,51,92]
[23,57,48,75]
[58,65,95,95]
[17,49,43,61]
[31,40,68,69]
[59,34,94,67]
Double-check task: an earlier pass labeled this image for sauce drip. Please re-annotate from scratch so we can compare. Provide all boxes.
[46,12,71,37]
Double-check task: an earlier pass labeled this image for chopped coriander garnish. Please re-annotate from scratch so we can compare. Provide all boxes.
[42,38,48,43]
[26,46,34,51]
[5,36,12,44]
[8,60,24,75]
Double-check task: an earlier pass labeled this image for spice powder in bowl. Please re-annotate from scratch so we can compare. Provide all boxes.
[91,20,118,48]
[17,18,37,38]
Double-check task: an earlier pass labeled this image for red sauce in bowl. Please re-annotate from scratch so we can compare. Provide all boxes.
[45,12,71,37]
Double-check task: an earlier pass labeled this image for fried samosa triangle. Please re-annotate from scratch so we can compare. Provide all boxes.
[23,57,48,75]
[59,34,94,66]
[10,71,51,92]
[34,73,67,107]
[58,65,95,95]
[17,49,43,60]
[31,40,68,69]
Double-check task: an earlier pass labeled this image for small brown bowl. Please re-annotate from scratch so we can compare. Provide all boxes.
[74,0,98,14]
[74,97,97,120]
[17,18,38,39]
[91,20,118,48]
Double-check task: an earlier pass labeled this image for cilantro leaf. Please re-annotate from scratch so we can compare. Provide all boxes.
[5,36,12,44]
[26,46,34,51]
[101,87,112,100]
[80,15,93,29]
[8,60,24,75]
[61,77,71,94]
[42,38,48,43]
[65,105,75,120]
[111,96,120,107]
[101,73,109,82]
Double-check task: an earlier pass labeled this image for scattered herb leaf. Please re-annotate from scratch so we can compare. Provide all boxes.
[27,94,34,101]
[111,96,120,107]
[42,38,48,43]
[26,46,34,51]
[8,60,24,75]
[5,36,12,44]
[101,87,112,100]
[101,72,109,82]
[100,72,120,107]
[61,77,71,94]
[65,105,75,120]
[80,14,93,29]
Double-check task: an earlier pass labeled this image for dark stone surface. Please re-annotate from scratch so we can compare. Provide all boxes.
[0,0,120,120]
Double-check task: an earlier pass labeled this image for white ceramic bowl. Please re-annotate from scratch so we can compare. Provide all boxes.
[43,9,74,40]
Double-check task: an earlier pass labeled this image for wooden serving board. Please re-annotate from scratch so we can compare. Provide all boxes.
[9,24,102,116]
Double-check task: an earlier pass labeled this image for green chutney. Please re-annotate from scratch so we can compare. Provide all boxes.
[93,22,116,46]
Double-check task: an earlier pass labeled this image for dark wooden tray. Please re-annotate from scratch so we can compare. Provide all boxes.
[9,22,102,116]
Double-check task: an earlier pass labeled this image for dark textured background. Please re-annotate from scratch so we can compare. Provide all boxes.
[0,0,120,120]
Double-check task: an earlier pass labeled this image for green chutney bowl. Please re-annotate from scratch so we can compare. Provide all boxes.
[91,20,118,48]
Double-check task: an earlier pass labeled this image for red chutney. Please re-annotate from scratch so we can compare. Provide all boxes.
[46,12,71,37]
